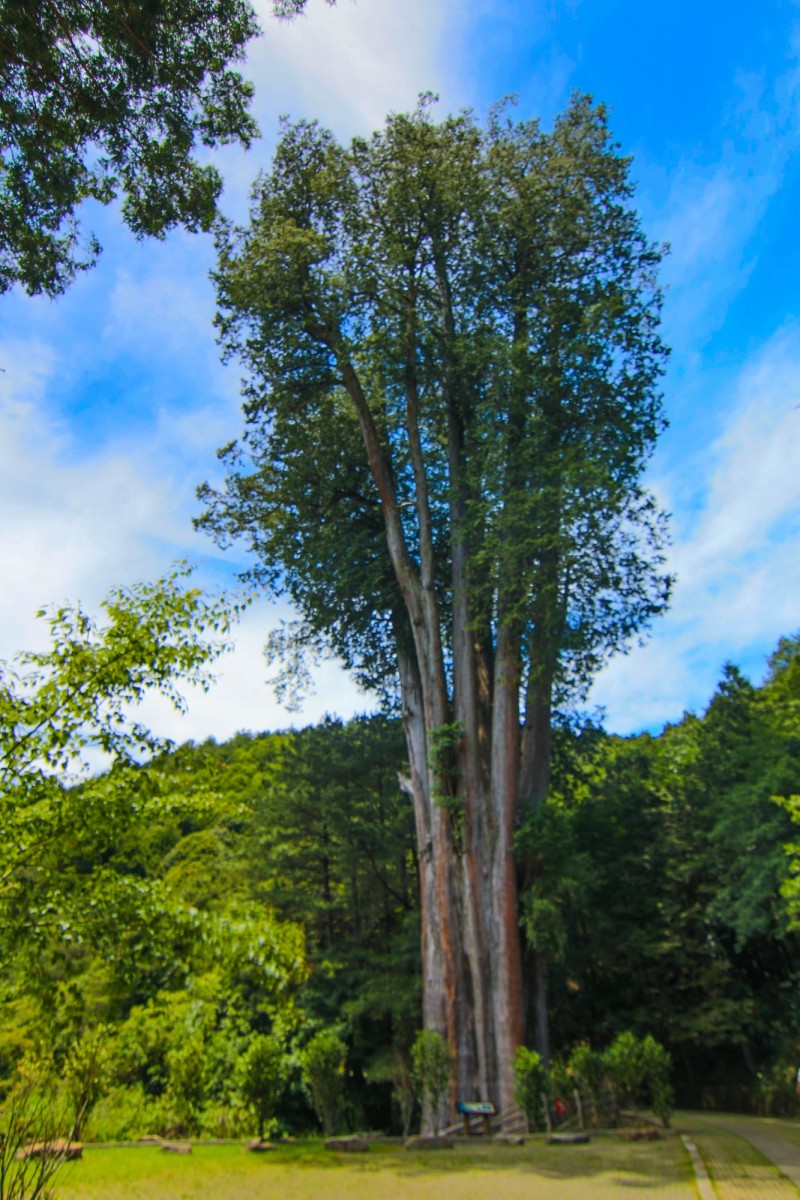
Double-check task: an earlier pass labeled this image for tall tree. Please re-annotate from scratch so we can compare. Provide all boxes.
[198,96,670,1120]
[0,0,333,295]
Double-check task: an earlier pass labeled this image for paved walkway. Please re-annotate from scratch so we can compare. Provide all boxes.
[680,1135,716,1200]
[685,1112,800,1196]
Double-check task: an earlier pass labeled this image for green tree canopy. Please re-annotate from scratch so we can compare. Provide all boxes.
[0,0,333,295]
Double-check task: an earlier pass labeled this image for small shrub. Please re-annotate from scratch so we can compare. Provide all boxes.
[165,1033,207,1135]
[603,1031,673,1126]
[512,1046,549,1131]
[239,1035,288,1139]
[199,1099,250,1138]
[300,1030,346,1136]
[640,1036,673,1126]
[753,1061,799,1117]
[411,1030,453,1135]
[567,1043,606,1127]
[82,1084,152,1141]
[604,1031,644,1107]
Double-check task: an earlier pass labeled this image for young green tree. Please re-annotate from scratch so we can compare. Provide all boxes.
[539,647,800,1097]
[512,1046,549,1131]
[63,1024,114,1138]
[411,1029,452,1136]
[0,0,334,296]
[239,1034,288,1139]
[300,1029,346,1135]
[199,96,670,1117]
[0,1057,76,1200]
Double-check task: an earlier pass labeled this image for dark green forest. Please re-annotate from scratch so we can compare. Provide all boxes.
[2,628,799,1138]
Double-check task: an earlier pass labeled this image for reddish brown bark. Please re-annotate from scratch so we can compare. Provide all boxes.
[332,284,526,1129]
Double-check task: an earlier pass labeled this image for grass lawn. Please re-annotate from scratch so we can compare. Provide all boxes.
[54,1136,697,1200]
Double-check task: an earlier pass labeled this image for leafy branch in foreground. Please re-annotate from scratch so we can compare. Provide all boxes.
[0,563,240,780]
[0,1057,78,1200]
[0,564,244,947]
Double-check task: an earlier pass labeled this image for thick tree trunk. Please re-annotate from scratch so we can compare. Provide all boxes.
[398,639,524,1128]
[397,647,456,1113]
[484,622,525,1111]
[340,322,525,1128]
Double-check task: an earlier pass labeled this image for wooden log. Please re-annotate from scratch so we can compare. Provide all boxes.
[16,1140,82,1161]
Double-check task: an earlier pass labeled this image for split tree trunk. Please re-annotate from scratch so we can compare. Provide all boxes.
[336,303,526,1130]
[398,643,524,1128]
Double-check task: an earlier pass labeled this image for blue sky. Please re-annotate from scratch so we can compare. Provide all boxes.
[1,0,799,741]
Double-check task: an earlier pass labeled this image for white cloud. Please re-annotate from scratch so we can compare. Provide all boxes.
[135,604,369,746]
[106,262,216,353]
[249,0,455,136]
[0,350,178,653]
[653,158,777,348]
[675,336,800,587]
[637,24,800,350]
[0,333,367,741]
[591,325,800,730]
[5,0,800,752]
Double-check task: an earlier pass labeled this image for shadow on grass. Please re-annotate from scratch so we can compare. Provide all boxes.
[57,1136,693,1200]
[313,1136,690,1187]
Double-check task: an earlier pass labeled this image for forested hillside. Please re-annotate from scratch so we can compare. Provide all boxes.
[1,636,799,1136]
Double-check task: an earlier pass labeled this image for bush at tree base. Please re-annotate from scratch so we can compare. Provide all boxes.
[512,1046,549,1130]
[514,1032,673,1130]
[603,1031,673,1126]
[411,1030,453,1135]
[239,1034,288,1139]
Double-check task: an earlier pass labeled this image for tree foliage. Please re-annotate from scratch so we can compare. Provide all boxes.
[0,0,334,295]
[200,94,670,707]
[539,641,800,1106]
[0,636,798,1130]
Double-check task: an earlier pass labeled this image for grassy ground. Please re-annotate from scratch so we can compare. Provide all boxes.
[54,1136,697,1200]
